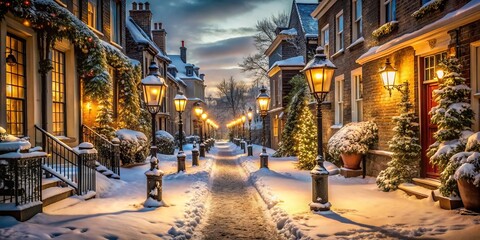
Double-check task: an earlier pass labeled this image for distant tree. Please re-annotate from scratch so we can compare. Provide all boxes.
[216,76,248,117]
[239,12,288,85]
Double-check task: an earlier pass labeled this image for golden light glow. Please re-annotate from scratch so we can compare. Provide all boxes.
[201,113,208,120]
[436,69,445,80]
[23,19,30,27]
[247,112,253,120]
[241,115,246,123]
[194,106,203,117]
[86,102,92,111]
[151,89,158,95]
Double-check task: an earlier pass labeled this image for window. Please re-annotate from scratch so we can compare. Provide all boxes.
[352,0,362,41]
[381,0,397,24]
[423,52,446,82]
[335,11,344,52]
[87,0,101,30]
[273,115,279,137]
[6,34,27,137]
[321,25,330,58]
[277,77,282,106]
[110,0,121,43]
[51,49,66,136]
[334,75,344,125]
[351,68,363,122]
[422,0,431,5]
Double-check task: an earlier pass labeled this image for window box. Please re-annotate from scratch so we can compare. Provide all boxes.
[372,21,398,39]
[412,0,447,20]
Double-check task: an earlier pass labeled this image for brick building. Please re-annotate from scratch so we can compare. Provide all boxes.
[265,0,319,149]
[0,0,128,143]
[312,0,480,186]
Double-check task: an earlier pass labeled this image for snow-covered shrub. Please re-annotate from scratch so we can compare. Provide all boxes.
[156,130,175,155]
[427,57,475,196]
[115,129,149,165]
[411,0,446,20]
[186,135,200,144]
[327,121,378,166]
[377,83,421,191]
[174,131,187,145]
[372,21,398,39]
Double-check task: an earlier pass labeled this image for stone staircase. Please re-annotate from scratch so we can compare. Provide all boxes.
[398,178,463,210]
[41,178,74,207]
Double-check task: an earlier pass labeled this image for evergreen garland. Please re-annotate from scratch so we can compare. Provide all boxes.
[427,57,474,197]
[376,83,421,191]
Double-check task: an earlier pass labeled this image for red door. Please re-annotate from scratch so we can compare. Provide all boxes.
[422,82,440,178]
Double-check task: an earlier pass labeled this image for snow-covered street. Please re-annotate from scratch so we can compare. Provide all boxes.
[195,142,280,239]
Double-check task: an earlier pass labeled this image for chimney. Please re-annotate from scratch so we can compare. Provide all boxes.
[129,1,152,38]
[152,22,167,53]
[180,41,187,63]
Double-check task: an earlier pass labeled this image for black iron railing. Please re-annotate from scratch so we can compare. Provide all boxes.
[0,156,43,205]
[81,125,120,176]
[34,125,96,195]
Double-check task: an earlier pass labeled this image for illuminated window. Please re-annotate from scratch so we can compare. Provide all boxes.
[273,116,279,137]
[335,11,344,52]
[423,52,446,82]
[52,49,66,136]
[87,0,101,29]
[352,0,362,41]
[321,25,329,58]
[351,68,363,122]
[6,34,26,137]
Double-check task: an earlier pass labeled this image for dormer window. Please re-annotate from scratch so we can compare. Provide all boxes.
[186,65,193,77]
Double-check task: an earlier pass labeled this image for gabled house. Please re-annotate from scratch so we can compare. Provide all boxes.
[265,0,319,149]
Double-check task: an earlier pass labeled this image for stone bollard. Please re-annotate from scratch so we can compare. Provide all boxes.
[192,148,199,166]
[177,152,186,172]
[241,141,246,153]
[260,152,269,169]
[144,156,164,208]
[310,166,330,211]
[200,143,206,157]
[247,144,253,156]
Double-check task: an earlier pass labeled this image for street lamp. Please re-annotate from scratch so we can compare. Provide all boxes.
[247,107,253,156]
[256,85,270,168]
[201,112,208,156]
[302,46,336,211]
[379,58,397,96]
[141,62,167,157]
[194,102,203,145]
[174,91,188,172]
[141,62,167,208]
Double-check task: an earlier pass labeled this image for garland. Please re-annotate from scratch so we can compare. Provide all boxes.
[372,21,398,39]
[0,0,142,136]
[412,0,447,20]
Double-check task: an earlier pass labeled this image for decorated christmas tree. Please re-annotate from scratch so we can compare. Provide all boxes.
[274,75,307,157]
[95,99,116,139]
[427,57,474,196]
[294,102,317,170]
[376,82,421,191]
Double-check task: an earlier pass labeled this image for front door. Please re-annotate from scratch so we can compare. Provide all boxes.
[420,53,446,179]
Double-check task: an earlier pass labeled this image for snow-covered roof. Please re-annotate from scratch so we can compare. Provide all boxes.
[357,0,480,64]
[126,17,171,62]
[280,28,298,36]
[167,72,187,87]
[169,55,203,81]
[294,2,318,35]
[268,56,305,73]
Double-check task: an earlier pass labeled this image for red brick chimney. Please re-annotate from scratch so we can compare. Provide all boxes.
[129,1,152,38]
[152,22,167,53]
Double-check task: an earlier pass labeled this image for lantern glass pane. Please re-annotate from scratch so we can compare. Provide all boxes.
[144,85,161,106]
[381,71,396,89]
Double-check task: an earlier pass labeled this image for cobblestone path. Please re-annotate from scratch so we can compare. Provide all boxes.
[197,143,281,240]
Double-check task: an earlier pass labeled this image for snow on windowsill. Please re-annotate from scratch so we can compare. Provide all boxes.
[331,49,344,58]
[330,124,343,129]
[346,37,364,50]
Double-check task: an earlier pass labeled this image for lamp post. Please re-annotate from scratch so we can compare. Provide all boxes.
[241,113,247,153]
[256,86,271,168]
[141,62,167,207]
[302,46,336,211]
[201,112,208,156]
[247,107,253,156]
[174,91,188,172]
[194,102,206,157]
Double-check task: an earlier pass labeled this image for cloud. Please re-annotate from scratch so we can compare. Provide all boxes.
[192,36,255,59]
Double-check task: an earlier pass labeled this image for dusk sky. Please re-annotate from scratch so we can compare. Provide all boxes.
[126,0,318,95]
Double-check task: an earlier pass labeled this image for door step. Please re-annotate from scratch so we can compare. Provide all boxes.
[398,183,433,199]
[412,178,441,190]
[42,186,74,207]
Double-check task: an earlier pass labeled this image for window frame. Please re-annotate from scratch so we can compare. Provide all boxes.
[381,0,397,24]
[351,67,363,122]
[51,49,67,136]
[110,0,121,44]
[87,0,102,30]
[321,24,330,58]
[334,75,344,126]
[335,11,344,53]
[352,0,363,41]
[273,115,279,137]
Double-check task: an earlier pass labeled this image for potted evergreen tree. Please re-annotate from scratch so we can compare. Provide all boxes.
[327,121,378,169]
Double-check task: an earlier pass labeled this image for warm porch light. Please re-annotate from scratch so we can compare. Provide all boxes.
[379,58,397,96]
[436,68,445,81]
[174,91,188,113]
[141,62,167,114]
[302,47,337,102]
[256,86,271,116]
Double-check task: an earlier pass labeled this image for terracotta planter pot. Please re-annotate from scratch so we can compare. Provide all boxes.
[457,179,480,212]
[340,153,363,170]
